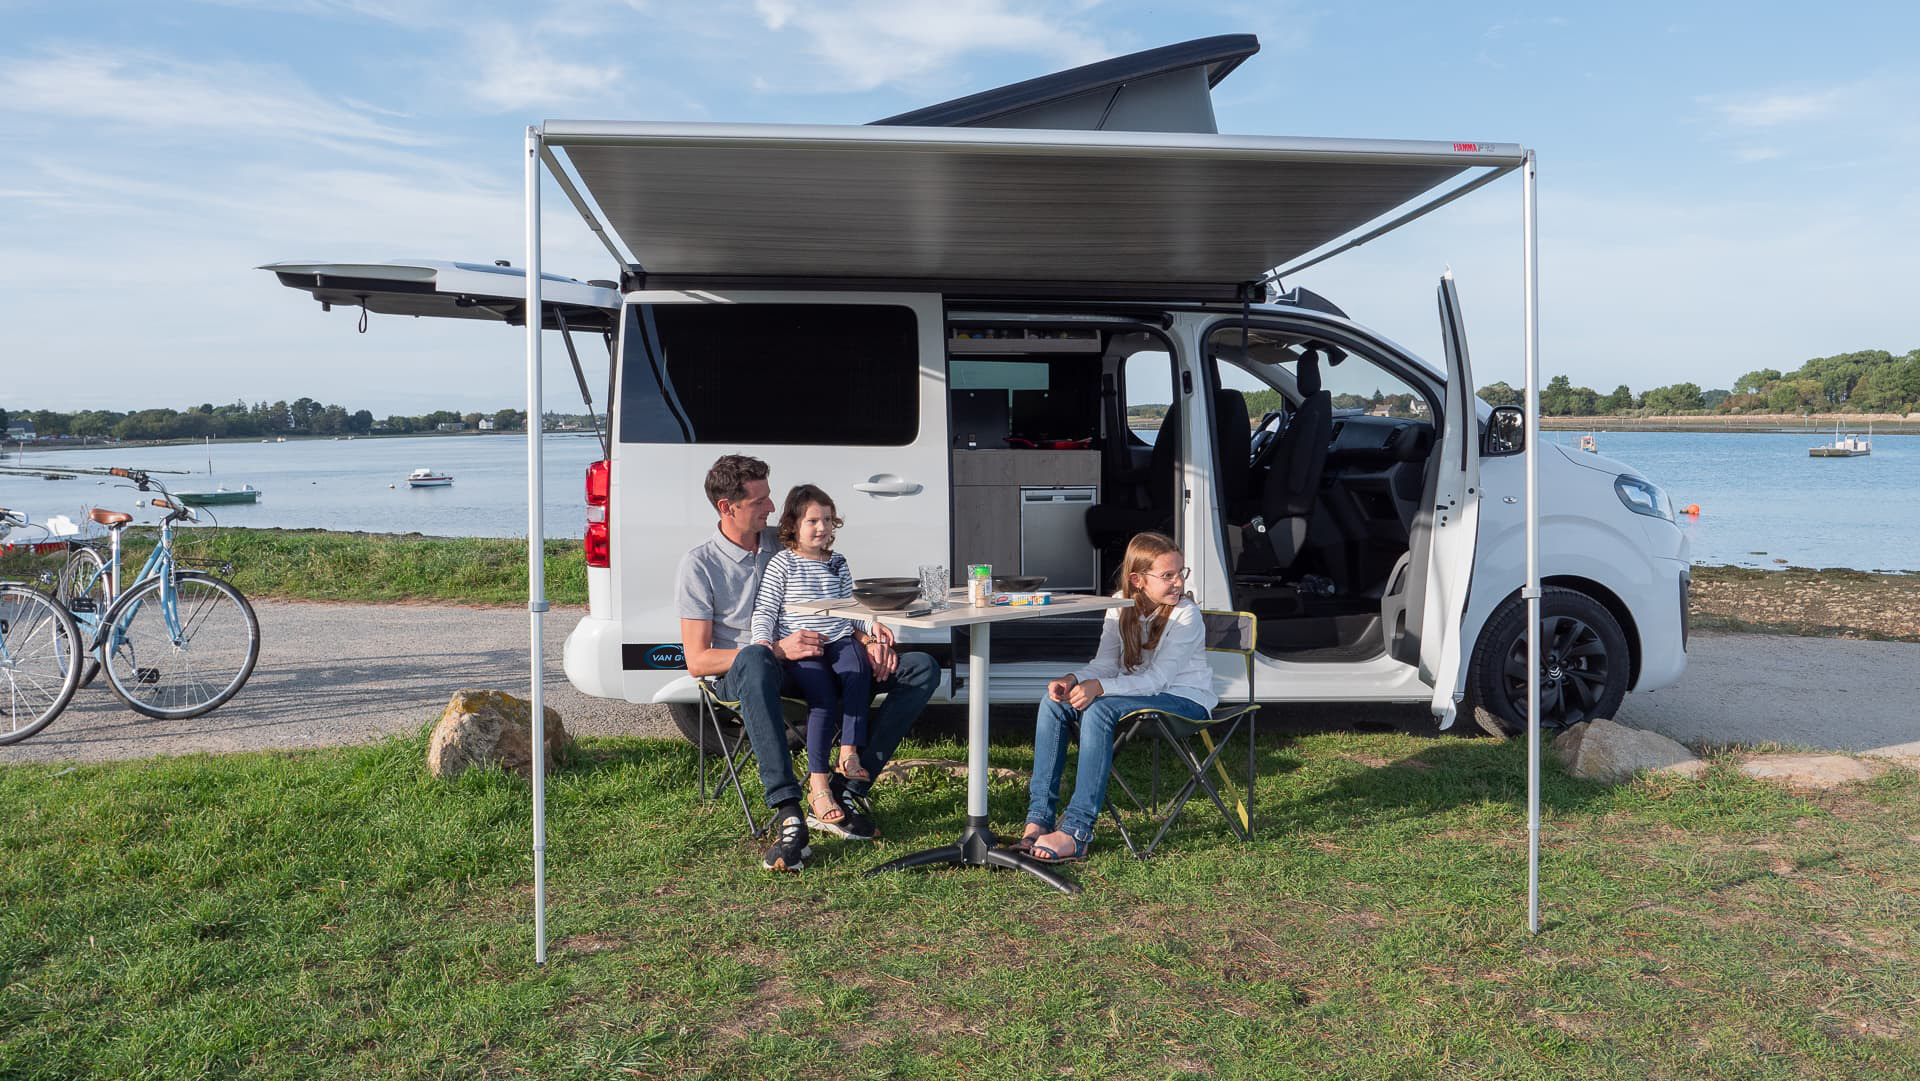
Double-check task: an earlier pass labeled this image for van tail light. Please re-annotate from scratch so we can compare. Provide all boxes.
[584,459,610,568]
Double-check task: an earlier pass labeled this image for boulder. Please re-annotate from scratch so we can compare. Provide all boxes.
[1739,753,1884,791]
[1558,718,1703,783]
[428,688,572,780]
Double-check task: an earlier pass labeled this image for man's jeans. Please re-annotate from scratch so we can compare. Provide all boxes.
[1026,691,1208,844]
[715,644,940,809]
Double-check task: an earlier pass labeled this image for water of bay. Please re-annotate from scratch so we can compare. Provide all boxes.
[3,430,1914,572]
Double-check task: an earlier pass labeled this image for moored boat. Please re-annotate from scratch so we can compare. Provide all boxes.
[407,468,454,487]
[1809,422,1871,458]
[176,484,262,506]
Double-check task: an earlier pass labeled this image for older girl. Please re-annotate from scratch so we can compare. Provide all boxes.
[1023,531,1217,863]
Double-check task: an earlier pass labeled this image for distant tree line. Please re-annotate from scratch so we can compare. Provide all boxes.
[1478,348,1920,416]
[0,400,530,442]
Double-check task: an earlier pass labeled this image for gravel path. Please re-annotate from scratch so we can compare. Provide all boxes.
[4,603,1916,764]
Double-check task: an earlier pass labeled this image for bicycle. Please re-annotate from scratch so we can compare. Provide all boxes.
[52,469,261,720]
[0,507,83,744]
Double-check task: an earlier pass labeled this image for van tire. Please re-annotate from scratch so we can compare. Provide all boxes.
[667,702,807,754]
[1464,587,1629,738]
[667,703,737,755]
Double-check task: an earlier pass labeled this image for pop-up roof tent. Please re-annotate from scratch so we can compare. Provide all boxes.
[507,35,1545,960]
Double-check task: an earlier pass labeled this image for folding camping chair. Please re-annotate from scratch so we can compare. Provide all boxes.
[693,678,882,838]
[693,678,774,838]
[1099,610,1260,858]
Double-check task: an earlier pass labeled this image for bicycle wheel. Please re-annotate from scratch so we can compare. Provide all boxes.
[101,571,260,720]
[54,547,106,688]
[0,584,82,745]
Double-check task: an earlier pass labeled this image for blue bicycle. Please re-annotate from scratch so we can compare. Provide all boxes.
[0,507,83,744]
[54,468,260,720]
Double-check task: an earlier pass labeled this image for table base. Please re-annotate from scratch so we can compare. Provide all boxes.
[864,815,1081,895]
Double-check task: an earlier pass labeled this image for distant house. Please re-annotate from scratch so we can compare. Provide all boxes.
[5,421,34,441]
[477,418,495,431]
[436,422,467,432]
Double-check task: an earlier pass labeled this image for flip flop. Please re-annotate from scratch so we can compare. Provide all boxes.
[1017,824,1046,854]
[1029,833,1087,864]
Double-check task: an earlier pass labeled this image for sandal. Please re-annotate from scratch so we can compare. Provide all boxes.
[807,789,845,825]
[1017,823,1046,854]
[1028,831,1087,864]
[837,748,871,783]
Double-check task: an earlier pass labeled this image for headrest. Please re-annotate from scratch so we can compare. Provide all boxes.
[1296,349,1323,397]
[1215,387,1249,428]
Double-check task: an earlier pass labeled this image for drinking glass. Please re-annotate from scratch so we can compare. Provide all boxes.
[917,564,949,609]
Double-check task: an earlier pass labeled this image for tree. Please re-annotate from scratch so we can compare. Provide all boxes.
[1732,368,1781,395]
[1598,385,1636,413]
[349,409,374,434]
[491,408,523,431]
[1641,382,1705,414]
[1477,381,1522,407]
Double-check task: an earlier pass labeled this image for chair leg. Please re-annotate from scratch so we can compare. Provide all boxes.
[700,696,764,839]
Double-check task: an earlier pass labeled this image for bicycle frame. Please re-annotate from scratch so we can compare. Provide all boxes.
[68,493,190,653]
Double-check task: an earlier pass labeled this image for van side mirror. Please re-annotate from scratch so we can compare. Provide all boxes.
[1484,406,1525,457]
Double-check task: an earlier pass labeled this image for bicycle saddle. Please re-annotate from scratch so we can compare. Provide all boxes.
[90,508,133,527]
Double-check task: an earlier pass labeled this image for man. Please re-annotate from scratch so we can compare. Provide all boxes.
[677,454,940,871]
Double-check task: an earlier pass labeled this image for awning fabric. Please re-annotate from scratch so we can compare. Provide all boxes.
[543,123,1524,292]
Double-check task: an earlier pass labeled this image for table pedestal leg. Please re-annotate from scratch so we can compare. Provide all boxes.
[862,622,1081,894]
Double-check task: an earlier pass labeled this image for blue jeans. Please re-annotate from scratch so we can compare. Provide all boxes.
[786,636,871,774]
[717,644,940,809]
[1027,691,1208,845]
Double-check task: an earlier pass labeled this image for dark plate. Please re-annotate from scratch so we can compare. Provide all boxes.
[996,575,1048,592]
[854,577,919,590]
[853,588,923,611]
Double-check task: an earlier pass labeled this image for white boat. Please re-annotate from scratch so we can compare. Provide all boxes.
[1809,422,1871,458]
[407,468,454,487]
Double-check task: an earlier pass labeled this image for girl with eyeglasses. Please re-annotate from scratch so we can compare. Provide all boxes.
[1022,531,1218,863]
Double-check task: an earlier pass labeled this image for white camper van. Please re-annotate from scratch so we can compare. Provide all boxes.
[267,36,1688,740]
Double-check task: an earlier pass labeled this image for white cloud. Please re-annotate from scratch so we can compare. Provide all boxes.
[0,48,429,147]
[458,24,625,111]
[749,0,1111,92]
[1710,86,1846,128]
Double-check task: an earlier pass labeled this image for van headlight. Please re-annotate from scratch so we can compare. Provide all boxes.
[1614,474,1674,522]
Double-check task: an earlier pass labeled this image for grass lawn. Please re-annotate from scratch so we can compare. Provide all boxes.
[4,728,1918,1079]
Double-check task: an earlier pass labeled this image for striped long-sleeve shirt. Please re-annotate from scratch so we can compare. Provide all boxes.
[749,549,861,645]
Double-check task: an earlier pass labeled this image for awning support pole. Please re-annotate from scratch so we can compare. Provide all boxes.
[1522,149,1541,935]
[525,124,549,965]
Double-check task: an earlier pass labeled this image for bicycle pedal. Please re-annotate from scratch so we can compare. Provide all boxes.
[137,666,161,685]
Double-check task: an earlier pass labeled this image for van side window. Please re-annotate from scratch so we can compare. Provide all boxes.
[619,303,920,445]
[1123,350,1174,443]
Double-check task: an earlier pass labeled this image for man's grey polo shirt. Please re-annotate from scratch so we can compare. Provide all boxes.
[675,527,778,650]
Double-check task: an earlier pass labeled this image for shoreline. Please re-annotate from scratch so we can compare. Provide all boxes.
[1540,412,1920,433]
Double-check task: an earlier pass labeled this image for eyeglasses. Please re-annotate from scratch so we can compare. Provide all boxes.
[1142,567,1192,584]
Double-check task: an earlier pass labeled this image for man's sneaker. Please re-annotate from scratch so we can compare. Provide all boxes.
[811,775,878,841]
[761,811,811,872]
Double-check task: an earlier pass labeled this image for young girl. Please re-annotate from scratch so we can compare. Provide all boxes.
[749,484,874,829]
[1022,531,1218,863]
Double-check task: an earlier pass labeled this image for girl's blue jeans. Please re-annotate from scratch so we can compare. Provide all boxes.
[1026,691,1208,845]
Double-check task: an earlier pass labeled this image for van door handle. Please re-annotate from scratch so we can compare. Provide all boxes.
[852,475,923,497]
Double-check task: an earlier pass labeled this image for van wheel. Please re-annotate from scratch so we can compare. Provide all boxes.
[666,702,807,754]
[667,703,738,756]
[1464,588,1629,738]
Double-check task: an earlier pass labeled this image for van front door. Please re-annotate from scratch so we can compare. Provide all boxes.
[612,291,951,702]
[1418,273,1484,726]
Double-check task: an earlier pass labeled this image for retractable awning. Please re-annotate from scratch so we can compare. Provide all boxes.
[540,123,1524,296]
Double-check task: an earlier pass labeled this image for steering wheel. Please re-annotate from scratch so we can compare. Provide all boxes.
[1248,409,1286,467]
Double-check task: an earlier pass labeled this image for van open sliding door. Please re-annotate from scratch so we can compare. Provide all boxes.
[611,290,951,705]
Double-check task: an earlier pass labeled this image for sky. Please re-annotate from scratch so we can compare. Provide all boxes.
[4,1,1917,415]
